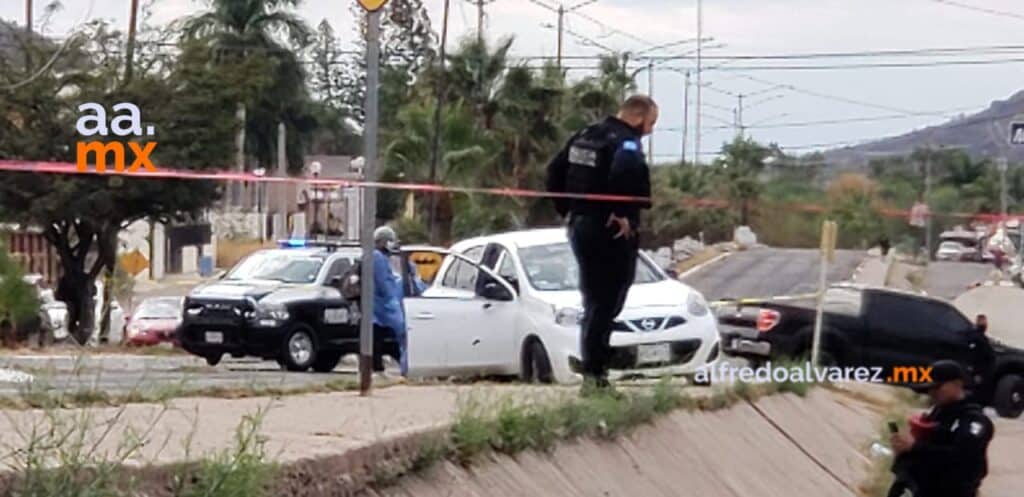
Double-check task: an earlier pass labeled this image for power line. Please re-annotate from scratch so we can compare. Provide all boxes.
[646,44,1024,61]
[928,0,1024,21]
[737,74,952,117]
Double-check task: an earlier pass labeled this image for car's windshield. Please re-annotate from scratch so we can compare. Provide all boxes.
[135,300,181,319]
[226,251,324,284]
[518,242,662,291]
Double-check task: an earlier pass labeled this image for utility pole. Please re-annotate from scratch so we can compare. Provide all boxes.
[124,0,140,84]
[682,70,690,164]
[695,0,703,165]
[428,0,451,244]
[557,5,565,68]
[24,0,32,69]
[476,0,485,44]
[998,157,1009,217]
[647,59,654,155]
[737,93,744,137]
[925,149,933,261]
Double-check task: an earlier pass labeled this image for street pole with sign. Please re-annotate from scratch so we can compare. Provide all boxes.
[811,220,837,368]
[357,0,387,396]
[997,157,1009,218]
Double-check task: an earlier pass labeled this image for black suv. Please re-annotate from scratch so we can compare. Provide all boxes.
[179,240,387,372]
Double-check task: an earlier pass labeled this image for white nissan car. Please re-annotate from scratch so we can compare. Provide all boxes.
[402,228,721,384]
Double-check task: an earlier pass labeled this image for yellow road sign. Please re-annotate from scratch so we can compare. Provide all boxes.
[357,0,389,12]
[120,249,149,276]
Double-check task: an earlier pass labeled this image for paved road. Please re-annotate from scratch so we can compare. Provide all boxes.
[682,247,864,302]
[923,261,996,300]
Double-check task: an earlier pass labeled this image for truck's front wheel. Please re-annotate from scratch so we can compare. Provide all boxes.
[280,325,317,372]
[994,374,1024,418]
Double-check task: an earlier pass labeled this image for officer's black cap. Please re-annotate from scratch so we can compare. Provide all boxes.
[920,360,967,389]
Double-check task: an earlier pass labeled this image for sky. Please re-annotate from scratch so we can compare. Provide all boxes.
[4,0,1024,163]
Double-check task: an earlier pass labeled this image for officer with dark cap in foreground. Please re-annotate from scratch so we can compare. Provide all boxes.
[546,95,656,395]
[888,360,994,497]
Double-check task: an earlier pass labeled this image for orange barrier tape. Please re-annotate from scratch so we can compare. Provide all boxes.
[0,159,1020,223]
[0,160,650,204]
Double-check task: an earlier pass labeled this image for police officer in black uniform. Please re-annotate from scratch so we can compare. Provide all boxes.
[546,95,657,394]
[889,360,994,497]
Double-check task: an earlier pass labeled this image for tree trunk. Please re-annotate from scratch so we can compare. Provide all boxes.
[57,270,95,345]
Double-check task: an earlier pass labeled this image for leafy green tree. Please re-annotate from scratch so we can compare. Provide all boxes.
[343,0,436,126]
[0,32,253,342]
[714,136,771,226]
[0,246,39,346]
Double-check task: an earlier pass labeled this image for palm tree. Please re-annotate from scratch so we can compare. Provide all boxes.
[438,37,514,130]
[179,0,313,172]
[180,0,311,60]
[385,100,501,242]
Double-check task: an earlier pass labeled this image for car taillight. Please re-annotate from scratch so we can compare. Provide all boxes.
[756,309,781,332]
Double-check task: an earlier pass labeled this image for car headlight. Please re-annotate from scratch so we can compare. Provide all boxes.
[687,292,709,317]
[252,302,289,326]
[554,307,583,327]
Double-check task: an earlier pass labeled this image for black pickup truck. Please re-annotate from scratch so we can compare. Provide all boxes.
[718,284,1024,418]
[180,240,377,372]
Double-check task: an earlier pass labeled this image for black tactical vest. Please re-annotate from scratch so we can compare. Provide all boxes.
[565,123,627,216]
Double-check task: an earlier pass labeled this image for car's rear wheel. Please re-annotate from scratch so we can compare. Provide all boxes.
[520,339,554,384]
[312,351,343,373]
[205,353,222,366]
[280,325,317,372]
[994,374,1024,418]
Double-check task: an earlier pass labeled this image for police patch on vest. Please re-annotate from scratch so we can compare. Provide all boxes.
[969,421,984,436]
[569,145,598,167]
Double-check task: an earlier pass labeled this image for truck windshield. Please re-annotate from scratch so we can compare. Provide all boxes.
[226,252,324,284]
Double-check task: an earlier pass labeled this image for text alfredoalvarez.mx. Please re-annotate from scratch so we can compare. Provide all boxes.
[75,102,158,173]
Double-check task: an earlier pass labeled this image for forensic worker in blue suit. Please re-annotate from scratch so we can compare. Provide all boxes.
[545,95,656,395]
[372,226,410,378]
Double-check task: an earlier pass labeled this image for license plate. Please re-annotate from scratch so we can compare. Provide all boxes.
[204,331,224,344]
[637,344,671,364]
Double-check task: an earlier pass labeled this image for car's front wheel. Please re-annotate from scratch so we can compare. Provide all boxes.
[994,374,1024,418]
[520,339,554,384]
[280,325,317,372]
[205,353,222,366]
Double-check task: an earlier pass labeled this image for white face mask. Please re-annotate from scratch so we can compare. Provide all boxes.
[385,240,399,252]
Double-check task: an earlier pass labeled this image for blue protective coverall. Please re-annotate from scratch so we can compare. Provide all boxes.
[372,249,426,376]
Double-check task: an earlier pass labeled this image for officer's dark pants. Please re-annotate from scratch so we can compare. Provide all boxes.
[568,214,638,380]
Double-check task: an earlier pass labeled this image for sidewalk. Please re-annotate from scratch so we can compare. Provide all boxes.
[0,384,563,467]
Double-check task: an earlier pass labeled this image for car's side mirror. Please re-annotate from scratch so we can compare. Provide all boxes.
[329,275,343,287]
[481,281,513,301]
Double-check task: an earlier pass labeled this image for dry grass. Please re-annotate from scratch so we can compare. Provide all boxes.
[216,238,276,269]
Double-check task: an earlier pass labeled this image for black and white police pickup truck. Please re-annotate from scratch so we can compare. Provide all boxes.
[179,239,395,372]
[717,283,1024,418]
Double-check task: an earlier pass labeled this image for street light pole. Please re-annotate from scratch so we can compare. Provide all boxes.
[925,150,933,261]
[359,7,382,396]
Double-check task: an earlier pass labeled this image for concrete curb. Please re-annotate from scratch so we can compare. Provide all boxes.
[680,252,729,280]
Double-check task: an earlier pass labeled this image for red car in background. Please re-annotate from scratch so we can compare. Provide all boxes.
[125,297,184,347]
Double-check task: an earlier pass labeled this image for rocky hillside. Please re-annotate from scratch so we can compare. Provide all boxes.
[825,89,1024,166]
